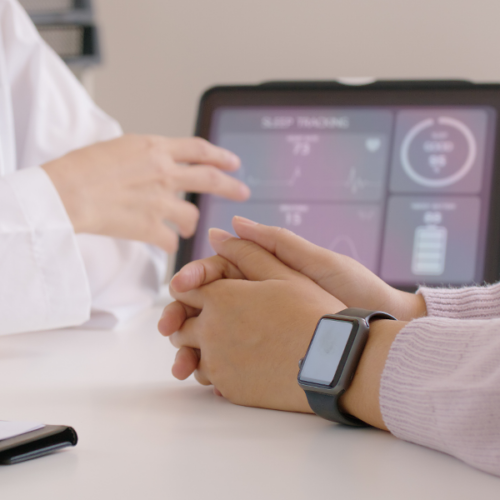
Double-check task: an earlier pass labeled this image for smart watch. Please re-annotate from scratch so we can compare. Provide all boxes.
[297,307,396,426]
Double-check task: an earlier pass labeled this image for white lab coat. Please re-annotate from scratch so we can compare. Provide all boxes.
[0,0,166,335]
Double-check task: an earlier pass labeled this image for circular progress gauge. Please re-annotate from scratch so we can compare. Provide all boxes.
[400,116,477,188]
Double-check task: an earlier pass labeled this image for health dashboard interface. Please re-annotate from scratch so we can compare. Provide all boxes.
[194,107,496,286]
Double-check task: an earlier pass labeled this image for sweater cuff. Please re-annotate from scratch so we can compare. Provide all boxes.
[418,282,500,319]
[380,316,500,476]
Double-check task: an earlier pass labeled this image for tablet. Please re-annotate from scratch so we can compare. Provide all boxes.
[176,81,500,290]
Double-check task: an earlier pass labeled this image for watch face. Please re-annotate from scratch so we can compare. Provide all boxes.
[299,318,355,386]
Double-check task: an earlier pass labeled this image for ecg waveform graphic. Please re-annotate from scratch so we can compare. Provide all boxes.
[244,166,302,187]
[242,165,381,196]
[340,167,382,195]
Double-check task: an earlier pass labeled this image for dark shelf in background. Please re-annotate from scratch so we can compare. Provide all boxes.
[19,0,100,67]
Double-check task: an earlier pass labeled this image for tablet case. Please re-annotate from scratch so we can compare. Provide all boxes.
[0,425,78,464]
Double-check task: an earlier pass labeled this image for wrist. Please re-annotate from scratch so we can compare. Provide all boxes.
[390,287,427,321]
[42,158,90,234]
[339,319,407,429]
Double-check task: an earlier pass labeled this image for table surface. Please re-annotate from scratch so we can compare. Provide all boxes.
[1,296,499,500]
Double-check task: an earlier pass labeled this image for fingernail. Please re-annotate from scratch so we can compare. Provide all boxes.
[209,228,233,242]
[234,216,258,226]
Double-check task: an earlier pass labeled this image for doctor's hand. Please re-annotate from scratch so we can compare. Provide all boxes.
[159,228,346,414]
[171,216,427,321]
[42,135,250,252]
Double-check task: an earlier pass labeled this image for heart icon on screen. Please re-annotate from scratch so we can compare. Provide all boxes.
[365,138,381,152]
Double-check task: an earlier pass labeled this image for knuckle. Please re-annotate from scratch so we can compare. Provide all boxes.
[140,134,159,151]
[143,136,167,171]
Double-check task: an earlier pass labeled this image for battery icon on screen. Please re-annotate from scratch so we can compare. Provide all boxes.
[411,225,448,276]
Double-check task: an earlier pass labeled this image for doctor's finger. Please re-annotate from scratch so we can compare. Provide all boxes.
[170,255,245,294]
[148,223,180,253]
[157,196,200,239]
[140,197,198,250]
[158,301,199,337]
[208,228,303,282]
[165,137,241,171]
[171,166,250,201]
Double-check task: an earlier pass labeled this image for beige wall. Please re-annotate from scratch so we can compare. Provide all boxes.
[92,0,500,137]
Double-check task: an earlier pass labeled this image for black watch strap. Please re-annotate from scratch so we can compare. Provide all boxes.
[304,307,396,427]
[305,390,367,426]
[336,307,396,324]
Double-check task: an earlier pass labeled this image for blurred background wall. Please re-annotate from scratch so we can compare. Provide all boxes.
[91,0,500,137]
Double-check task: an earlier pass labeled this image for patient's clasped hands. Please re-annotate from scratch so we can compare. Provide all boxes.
[158,217,427,428]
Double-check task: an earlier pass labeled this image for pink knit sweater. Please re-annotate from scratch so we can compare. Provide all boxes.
[380,283,500,476]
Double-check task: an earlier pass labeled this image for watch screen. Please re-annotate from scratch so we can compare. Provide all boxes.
[191,105,496,288]
[299,318,354,386]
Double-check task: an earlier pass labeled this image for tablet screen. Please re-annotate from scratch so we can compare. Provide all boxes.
[192,105,496,287]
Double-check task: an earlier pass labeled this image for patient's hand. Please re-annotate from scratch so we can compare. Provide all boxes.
[171,216,427,321]
[159,229,346,413]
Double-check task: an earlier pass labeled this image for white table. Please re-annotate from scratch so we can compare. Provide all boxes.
[1,296,499,500]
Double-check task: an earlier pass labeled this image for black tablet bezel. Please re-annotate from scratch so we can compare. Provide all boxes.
[176,80,500,291]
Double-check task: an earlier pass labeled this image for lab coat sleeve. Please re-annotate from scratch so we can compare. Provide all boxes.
[0,0,167,333]
[0,166,91,335]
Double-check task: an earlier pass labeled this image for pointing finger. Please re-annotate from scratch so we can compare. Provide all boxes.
[172,166,250,201]
[165,137,241,171]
